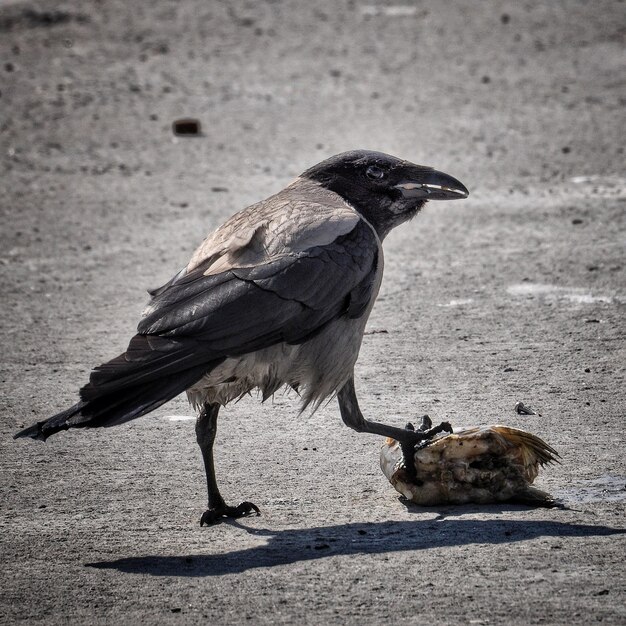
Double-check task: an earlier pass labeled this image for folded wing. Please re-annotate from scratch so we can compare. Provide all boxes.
[15,194,380,441]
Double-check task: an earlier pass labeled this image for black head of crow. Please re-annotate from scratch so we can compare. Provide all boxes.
[15,150,469,525]
[304,150,468,238]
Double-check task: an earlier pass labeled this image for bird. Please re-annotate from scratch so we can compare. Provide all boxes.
[14,150,469,525]
[380,416,560,506]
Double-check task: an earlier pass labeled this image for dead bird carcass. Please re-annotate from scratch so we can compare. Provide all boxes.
[380,422,560,507]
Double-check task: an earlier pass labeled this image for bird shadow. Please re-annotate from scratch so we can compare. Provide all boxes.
[85,512,625,577]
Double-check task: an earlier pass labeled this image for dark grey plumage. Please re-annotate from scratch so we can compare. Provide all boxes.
[15,150,468,524]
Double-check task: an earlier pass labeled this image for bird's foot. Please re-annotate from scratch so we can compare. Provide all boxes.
[200,501,260,526]
[400,417,453,482]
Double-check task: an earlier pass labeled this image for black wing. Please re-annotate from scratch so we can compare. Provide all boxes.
[82,219,379,400]
[139,219,378,345]
[16,219,380,440]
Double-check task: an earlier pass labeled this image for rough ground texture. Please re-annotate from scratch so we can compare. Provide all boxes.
[1,1,625,624]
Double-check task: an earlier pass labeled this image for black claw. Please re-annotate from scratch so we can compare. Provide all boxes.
[418,414,433,431]
[200,501,261,526]
[235,501,261,517]
[200,510,220,527]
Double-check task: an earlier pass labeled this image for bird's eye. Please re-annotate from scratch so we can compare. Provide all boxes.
[366,165,386,180]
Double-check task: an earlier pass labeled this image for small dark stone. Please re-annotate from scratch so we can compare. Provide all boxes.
[503,367,515,372]
[5,62,15,72]
[515,401,540,416]
[500,13,510,24]
[170,607,182,613]
[172,118,201,136]
[23,9,75,27]
[584,368,591,373]
[211,186,229,193]
[329,69,341,77]
[572,218,584,225]
[561,146,571,154]
[481,75,491,84]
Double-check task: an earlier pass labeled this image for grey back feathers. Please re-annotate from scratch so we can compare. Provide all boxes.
[141,177,383,409]
[14,150,468,441]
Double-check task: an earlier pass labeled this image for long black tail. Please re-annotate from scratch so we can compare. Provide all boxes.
[14,334,220,441]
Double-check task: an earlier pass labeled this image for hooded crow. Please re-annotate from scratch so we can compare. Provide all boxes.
[15,150,469,525]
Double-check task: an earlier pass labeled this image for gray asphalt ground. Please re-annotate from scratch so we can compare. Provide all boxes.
[1,0,625,624]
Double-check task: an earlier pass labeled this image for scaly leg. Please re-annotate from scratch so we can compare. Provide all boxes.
[196,402,260,526]
[337,376,452,482]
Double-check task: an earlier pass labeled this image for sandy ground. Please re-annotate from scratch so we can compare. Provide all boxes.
[1,0,625,624]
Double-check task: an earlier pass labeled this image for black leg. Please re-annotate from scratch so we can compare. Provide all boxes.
[196,402,260,526]
[337,377,452,443]
[400,422,419,481]
[337,376,452,480]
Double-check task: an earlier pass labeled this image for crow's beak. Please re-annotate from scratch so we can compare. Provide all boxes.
[394,169,469,200]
